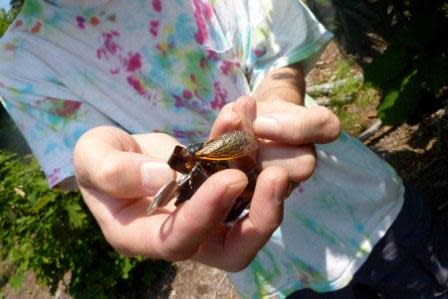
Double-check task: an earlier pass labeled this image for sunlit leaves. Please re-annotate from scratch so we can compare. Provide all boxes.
[377,68,420,124]
[364,1,448,124]
[0,151,167,297]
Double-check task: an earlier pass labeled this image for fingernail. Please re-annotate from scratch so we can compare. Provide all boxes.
[254,116,279,135]
[141,161,175,193]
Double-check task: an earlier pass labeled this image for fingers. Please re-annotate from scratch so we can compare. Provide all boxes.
[258,141,316,182]
[193,166,289,271]
[88,168,248,260]
[209,103,241,139]
[73,126,176,199]
[133,132,182,161]
[209,96,257,138]
[212,96,340,145]
[254,101,341,144]
[243,166,289,240]
[152,169,248,260]
[231,96,257,133]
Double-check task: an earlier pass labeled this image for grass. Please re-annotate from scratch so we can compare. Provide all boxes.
[327,58,381,136]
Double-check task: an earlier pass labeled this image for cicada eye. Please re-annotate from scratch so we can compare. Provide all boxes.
[186,142,203,156]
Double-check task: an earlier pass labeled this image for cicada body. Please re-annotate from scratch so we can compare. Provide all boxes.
[146,131,260,222]
[194,131,260,160]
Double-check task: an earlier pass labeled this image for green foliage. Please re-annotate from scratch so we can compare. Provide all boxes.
[10,0,24,13]
[1,0,23,34]
[325,58,380,136]
[0,151,168,298]
[363,1,448,124]
[374,68,421,123]
[0,8,16,37]
[1,1,32,157]
[0,0,22,36]
[308,0,448,124]
[330,59,364,105]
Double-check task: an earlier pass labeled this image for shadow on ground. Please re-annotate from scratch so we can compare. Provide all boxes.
[366,108,448,217]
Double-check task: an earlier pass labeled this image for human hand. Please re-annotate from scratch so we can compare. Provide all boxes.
[73,126,289,271]
[210,96,341,183]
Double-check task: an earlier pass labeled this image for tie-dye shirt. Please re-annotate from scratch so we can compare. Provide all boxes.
[0,0,404,297]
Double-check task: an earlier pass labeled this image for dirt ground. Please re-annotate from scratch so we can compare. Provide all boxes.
[3,42,447,299]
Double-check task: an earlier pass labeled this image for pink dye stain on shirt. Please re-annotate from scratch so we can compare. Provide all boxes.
[206,50,219,61]
[127,75,146,96]
[149,20,160,37]
[76,16,86,29]
[11,19,23,30]
[220,60,240,75]
[31,21,42,34]
[152,0,162,12]
[199,56,209,70]
[182,89,193,99]
[253,47,267,58]
[173,94,184,108]
[53,100,82,118]
[90,16,100,26]
[97,31,121,59]
[193,0,213,45]
[125,52,142,72]
[211,81,227,110]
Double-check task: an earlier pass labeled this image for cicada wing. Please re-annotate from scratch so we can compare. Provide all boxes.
[195,131,260,160]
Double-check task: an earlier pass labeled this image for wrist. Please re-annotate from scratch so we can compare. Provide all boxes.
[253,63,306,106]
[255,86,304,105]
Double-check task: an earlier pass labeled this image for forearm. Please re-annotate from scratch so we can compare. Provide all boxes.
[253,63,306,105]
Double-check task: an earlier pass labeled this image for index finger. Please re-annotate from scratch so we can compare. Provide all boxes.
[254,101,341,145]
[152,169,249,260]
[209,96,257,139]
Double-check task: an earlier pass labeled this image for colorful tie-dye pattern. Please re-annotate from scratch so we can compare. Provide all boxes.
[0,0,404,297]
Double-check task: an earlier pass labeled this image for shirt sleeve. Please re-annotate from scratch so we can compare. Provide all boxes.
[0,40,115,187]
[232,0,334,90]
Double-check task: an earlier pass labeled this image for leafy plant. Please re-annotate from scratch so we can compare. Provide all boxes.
[308,0,448,124]
[0,151,168,298]
[364,1,448,124]
[0,8,16,37]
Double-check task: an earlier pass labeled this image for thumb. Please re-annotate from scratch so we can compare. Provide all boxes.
[74,126,176,198]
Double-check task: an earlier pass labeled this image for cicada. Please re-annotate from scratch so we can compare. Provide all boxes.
[146,131,260,222]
